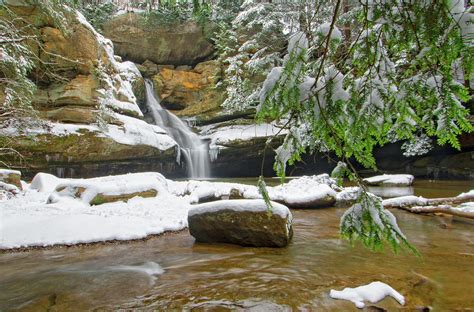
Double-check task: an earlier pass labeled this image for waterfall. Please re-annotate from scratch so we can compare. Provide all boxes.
[144,79,211,178]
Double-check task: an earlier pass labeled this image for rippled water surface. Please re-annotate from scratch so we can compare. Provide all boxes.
[1,180,473,311]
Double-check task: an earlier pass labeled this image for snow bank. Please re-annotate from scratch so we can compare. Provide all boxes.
[0,173,189,249]
[364,174,414,186]
[189,199,290,219]
[330,281,405,309]
[48,172,166,204]
[0,169,21,175]
[30,173,65,193]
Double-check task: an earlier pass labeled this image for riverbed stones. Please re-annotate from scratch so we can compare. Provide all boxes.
[188,199,293,247]
[0,169,22,190]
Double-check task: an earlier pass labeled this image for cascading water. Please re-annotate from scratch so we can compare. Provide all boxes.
[144,79,210,178]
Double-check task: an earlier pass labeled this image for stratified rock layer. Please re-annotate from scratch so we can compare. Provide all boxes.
[103,13,215,66]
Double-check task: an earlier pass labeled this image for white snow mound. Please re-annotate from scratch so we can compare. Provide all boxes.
[364,174,414,186]
[330,281,405,309]
[189,199,291,219]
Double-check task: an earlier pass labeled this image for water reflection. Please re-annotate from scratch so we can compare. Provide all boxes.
[368,186,414,198]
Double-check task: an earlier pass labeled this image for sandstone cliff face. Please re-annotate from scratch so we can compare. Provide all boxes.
[151,60,224,117]
[0,2,180,178]
[103,13,215,66]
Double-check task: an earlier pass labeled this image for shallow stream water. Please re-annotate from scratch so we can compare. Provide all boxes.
[1,180,473,311]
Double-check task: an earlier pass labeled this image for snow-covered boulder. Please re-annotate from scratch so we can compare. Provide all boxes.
[30,172,65,193]
[48,172,166,205]
[335,187,360,207]
[330,281,405,309]
[363,174,414,186]
[171,174,338,208]
[268,175,337,208]
[188,199,293,247]
[0,169,22,190]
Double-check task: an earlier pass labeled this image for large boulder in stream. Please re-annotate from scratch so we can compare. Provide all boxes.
[188,199,293,247]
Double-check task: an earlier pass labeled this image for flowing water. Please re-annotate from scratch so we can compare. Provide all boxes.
[0,180,473,311]
[144,79,210,178]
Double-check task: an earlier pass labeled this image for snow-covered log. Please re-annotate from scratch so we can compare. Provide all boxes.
[383,191,474,219]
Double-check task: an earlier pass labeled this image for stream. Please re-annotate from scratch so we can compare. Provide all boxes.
[0,180,473,311]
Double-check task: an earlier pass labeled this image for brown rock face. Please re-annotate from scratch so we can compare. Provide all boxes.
[1,3,179,178]
[188,200,293,247]
[103,13,215,66]
[152,60,224,116]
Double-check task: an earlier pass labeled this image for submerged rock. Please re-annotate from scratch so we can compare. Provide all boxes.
[188,199,293,247]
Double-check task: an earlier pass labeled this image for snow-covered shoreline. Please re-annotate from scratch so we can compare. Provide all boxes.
[2,171,472,251]
[0,172,339,250]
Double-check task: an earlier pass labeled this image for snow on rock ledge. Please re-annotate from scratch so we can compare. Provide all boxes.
[364,174,414,186]
[48,172,167,205]
[330,281,405,309]
[188,199,293,247]
[0,169,22,190]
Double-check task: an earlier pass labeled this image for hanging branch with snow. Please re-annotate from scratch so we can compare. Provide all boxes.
[257,0,473,253]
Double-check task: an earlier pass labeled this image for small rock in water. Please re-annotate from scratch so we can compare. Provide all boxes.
[188,199,293,247]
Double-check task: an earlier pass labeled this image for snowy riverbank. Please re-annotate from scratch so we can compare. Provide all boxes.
[0,172,338,249]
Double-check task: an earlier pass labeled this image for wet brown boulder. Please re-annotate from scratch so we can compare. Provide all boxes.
[188,199,293,247]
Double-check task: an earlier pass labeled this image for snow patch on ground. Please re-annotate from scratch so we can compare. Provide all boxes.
[330,281,405,309]
[0,173,189,249]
